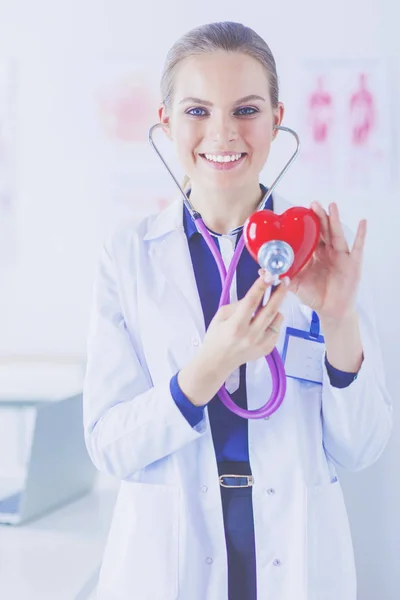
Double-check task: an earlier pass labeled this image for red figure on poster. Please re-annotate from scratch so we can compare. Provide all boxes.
[349,73,375,146]
[308,76,333,143]
[98,77,152,143]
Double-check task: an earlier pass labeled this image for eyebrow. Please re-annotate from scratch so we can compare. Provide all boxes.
[178,94,266,106]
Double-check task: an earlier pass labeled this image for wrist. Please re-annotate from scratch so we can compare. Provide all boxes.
[197,344,235,378]
[178,352,230,407]
[319,309,358,333]
[319,310,364,373]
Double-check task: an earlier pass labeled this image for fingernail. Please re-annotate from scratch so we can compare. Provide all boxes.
[282,276,290,286]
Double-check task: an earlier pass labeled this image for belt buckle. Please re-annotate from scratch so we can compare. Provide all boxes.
[219,474,254,488]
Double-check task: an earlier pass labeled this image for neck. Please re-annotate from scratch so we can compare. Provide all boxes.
[188,182,264,234]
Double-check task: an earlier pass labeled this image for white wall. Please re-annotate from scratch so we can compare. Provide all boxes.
[0,1,398,598]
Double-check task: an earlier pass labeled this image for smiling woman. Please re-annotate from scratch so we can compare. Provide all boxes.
[158,23,284,233]
[83,21,392,600]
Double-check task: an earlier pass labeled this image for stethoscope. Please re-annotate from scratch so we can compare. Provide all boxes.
[149,122,301,419]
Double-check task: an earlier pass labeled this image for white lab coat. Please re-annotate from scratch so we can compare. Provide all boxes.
[83,193,392,600]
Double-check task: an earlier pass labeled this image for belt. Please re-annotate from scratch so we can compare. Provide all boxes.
[219,474,254,488]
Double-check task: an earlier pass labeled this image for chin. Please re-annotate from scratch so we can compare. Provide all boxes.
[205,172,253,191]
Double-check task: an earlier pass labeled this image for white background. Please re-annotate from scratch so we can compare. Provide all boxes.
[0,1,399,598]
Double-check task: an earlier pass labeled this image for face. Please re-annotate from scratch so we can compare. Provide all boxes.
[159,50,284,192]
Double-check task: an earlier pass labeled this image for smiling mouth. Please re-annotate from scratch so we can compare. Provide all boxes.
[199,152,247,164]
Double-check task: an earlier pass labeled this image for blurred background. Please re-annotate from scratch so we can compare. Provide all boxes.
[0,0,398,598]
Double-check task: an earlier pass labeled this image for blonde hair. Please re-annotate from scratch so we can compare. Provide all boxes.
[160,21,280,191]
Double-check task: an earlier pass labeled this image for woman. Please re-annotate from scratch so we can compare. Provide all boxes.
[83,21,392,600]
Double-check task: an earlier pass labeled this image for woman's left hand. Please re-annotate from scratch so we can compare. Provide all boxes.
[287,202,367,321]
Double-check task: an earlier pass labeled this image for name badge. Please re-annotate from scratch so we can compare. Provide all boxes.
[281,311,325,385]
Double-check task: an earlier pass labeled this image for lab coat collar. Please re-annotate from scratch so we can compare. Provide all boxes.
[143,184,288,242]
[143,199,183,241]
[182,183,272,240]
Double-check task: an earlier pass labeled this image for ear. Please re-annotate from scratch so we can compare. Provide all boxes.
[159,103,172,140]
[272,102,285,140]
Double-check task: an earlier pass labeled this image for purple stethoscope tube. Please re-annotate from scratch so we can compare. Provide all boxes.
[194,218,287,419]
[148,122,300,419]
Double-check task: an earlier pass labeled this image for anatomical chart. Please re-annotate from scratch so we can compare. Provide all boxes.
[79,60,177,237]
[294,60,393,192]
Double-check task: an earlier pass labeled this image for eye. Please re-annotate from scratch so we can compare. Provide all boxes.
[235,106,259,116]
[186,107,208,117]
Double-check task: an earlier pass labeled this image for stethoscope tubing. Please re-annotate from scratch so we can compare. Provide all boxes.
[194,217,286,419]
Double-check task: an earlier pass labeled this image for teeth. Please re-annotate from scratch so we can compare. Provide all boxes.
[204,153,243,163]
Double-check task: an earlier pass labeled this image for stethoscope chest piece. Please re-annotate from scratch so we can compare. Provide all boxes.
[258,240,295,276]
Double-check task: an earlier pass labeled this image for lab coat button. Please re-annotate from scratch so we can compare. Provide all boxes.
[201,485,208,493]
[272,559,282,567]
[264,416,270,420]
[192,338,200,347]
[205,557,213,565]
[267,488,276,496]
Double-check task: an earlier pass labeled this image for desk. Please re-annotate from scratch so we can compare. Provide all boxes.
[0,474,118,600]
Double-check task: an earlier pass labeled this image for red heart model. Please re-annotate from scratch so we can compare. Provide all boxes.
[244,207,320,280]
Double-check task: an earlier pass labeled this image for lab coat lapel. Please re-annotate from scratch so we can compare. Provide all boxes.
[144,200,206,366]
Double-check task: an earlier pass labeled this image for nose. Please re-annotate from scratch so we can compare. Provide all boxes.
[206,112,238,144]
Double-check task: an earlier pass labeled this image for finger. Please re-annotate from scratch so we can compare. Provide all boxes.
[311,201,331,246]
[350,219,367,262]
[236,275,274,322]
[259,313,284,354]
[265,311,284,335]
[251,277,289,331]
[328,203,349,253]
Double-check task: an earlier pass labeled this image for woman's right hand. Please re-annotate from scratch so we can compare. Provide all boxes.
[177,274,289,408]
[201,274,289,375]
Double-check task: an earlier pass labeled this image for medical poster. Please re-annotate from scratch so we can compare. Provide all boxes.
[76,59,178,237]
[0,61,16,264]
[293,59,394,193]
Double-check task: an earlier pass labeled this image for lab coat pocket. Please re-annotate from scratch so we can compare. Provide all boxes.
[307,480,356,600]
[99,482,179,600]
